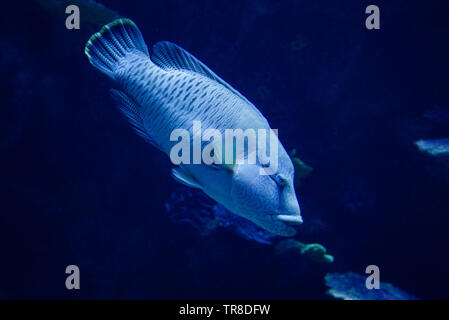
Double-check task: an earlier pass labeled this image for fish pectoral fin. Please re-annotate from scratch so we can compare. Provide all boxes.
[171,167,202,189]
[110,89,162,151]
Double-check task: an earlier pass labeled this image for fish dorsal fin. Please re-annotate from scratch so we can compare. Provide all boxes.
[150,41,260,113]
[172,167,202,189]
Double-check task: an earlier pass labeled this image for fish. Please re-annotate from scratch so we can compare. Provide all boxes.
[84,18,303,236]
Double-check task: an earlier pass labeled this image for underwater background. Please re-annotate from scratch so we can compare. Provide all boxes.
[1,0,448,299]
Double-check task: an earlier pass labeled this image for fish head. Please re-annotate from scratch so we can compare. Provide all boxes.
[230,160,302,237]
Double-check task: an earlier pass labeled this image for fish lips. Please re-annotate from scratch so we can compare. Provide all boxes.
[272,214,304,226]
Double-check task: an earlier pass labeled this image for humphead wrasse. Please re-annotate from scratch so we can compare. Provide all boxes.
[85,18,303,236]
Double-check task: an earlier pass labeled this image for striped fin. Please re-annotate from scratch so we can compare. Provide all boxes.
[84,18,149,79]
[150,41,263,117]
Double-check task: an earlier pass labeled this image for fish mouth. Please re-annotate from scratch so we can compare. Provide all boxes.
[272,214,303,225]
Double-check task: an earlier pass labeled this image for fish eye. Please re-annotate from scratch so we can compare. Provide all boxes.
[270,174,287,187]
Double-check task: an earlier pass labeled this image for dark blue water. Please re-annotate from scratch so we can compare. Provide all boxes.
[1,0,448,299]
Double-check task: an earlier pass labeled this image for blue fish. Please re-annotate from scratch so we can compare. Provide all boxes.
[85,18,302,236]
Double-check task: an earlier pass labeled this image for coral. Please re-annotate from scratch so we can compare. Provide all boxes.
[165,188,277,245]
[289,149,313,186]
[166,189,335,263]
[275,239,334,263]
[166,188,335,263]
[415,138,449,168]
[325,272,419,300]
[415,138,449,157]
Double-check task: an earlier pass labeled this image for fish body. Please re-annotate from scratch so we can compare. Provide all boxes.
[115,51,266,155]
[85,18,303,236]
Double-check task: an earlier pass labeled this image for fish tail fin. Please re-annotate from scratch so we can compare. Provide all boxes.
[84,18,149,79]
